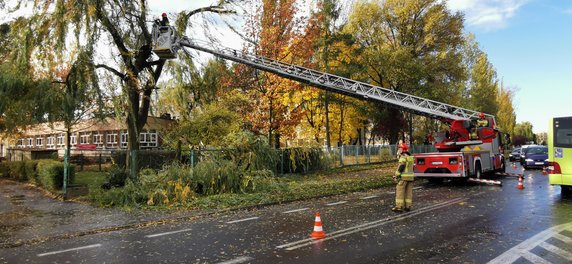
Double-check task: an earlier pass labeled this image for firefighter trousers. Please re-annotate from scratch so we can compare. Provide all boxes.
[395,179,414,209]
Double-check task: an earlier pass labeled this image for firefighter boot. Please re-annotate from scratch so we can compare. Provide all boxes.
[391,206,403,213]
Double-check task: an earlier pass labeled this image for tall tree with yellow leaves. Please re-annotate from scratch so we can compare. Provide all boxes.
[238,0,321,148]
[344,0,465,144]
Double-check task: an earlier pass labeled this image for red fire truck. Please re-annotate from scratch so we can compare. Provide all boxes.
[413,118,507,182]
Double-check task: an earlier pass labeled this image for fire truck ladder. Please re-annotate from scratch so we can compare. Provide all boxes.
[175,38,490,122]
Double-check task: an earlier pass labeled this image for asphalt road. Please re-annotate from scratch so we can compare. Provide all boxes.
[2,163,572,263]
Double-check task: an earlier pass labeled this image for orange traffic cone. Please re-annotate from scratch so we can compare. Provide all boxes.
[542,166,548,175]
[310,212,327,239]
[517,175,525,190]
[512,162,517,169]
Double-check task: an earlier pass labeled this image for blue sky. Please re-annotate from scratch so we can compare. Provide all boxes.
[448,0,572,133]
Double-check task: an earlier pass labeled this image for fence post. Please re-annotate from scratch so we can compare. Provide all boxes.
[63,149,69,200]
[281,149,284,174]
[98,153,102,172]
[340,145,344,166]
[368,145,371,164]
[190,150,195,168]
[356,145,359,165]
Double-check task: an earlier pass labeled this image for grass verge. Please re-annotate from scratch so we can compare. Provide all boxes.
[186,162,397,210]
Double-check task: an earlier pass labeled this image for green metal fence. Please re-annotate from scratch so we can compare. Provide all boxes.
[327,144,437,167]
[68,144,438,175]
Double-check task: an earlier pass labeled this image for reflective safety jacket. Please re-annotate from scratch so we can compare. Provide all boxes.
[396,155,415,181]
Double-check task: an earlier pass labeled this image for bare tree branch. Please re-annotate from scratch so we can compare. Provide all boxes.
[95,64,126,80]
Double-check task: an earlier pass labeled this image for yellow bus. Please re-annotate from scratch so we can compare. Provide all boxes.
[548,116,572,195]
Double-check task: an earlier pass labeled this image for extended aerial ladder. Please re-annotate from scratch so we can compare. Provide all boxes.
[151,24,501,152]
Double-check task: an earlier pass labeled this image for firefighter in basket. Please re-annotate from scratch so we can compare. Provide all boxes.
[470,112,489,140]
[392,150,415,212]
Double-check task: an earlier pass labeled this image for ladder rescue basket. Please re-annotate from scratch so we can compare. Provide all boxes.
[152,24,178,59]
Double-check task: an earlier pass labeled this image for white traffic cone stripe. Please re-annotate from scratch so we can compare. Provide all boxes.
[314,226,323,232]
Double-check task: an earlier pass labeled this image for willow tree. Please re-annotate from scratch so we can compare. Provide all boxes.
[3,1,236,175]
[0,21,58,134]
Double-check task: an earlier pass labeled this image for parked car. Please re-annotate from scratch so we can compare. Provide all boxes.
[521,145,548,169]
[509,147,521,162]
[519,145,532,165]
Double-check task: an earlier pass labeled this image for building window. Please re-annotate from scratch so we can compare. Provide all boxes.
[93,132,104,149]
[26,138,33,148]
[57,133,65,148]
[140,130,158,148]
[35,137,43,148]
[70,134,77,147]
[106,131,118,148]
[120,130,128,149]
[79,132,90,144]
[17,139,24,148]
[47,135,55,149]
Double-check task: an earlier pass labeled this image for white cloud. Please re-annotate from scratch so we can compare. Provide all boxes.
[446,0,529,31]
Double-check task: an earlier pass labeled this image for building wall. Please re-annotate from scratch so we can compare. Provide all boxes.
[0,117,175,158]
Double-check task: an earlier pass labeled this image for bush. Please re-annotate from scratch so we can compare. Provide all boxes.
[221,131,278,172]
[7,161,26,181]
[36,160,76,191]
[192,159,244,195]
[110,150,178,170]
[24,160,39,184]
[89,179,147,207]
[102,166,129,189]
[0,163,9,178]
[278,147,331,174]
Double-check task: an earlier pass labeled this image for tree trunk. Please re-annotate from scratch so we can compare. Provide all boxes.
[325,91,331,150]
[338,97,345,147]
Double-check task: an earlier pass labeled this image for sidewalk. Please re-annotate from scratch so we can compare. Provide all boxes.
[0,179,210,248]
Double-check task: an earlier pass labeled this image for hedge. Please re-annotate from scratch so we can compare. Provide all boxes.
[0,160,75,192]
[37,160,76,192]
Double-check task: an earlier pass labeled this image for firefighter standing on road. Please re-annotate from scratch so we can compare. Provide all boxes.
[392,150,415,212]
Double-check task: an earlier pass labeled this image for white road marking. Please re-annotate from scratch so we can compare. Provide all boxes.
[282,208,309,214]
[487,222,572,264]
[37,244,102,257]
[277,197,467,251]
[553,233,572,244]
[360,195,378,200]
[226,217,259,224]
[519,251,551,264]
[539,241,572,260]
[145,228,193,238]
[216,256,254,264]
[326,201,347,206]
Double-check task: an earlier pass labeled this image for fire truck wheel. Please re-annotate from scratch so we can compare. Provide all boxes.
[475,163,482,179]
